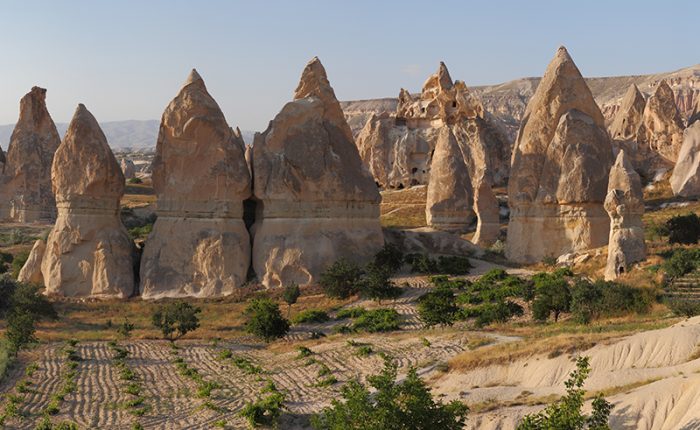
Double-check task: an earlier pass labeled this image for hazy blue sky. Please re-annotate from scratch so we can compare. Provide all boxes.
[0,0,697,131]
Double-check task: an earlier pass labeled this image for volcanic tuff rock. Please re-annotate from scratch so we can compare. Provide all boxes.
[120,158,136,179]
[140,70,251,299]
[471,174,501,247]
[670,121,700,197]
[252,57,383,288]
[690,95,700,125]
[609,84,646,142]
[17,239,46,284]
[604,150,645,280]
[40,104,134,298]
[355,62,510,190]
[1,87,60,222]
[425,127,472,231]
[638,80,685,163]
[506,47,613,264]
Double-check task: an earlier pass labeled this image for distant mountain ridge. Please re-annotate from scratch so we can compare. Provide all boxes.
[0,120,256,151]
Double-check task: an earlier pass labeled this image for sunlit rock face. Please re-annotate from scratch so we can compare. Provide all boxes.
[506,47,613,264]
[139,70,252,299]
[1,87,60,222]
[252,57,383,288]
[41,104,135,298]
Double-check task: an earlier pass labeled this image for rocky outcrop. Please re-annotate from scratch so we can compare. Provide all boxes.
[689,96,700,126]
[472,174,501,247]
[609,85,646,142]
[670,121,700,197]
[355,62,510,190]
[120,158,136,179]
[425,128,472,231]
[1,87,60,222]
[506,47,613,264]
[17,239,46,284]
[41,104,134,298]
[605,150,645,280]
[140,70,251,299]
[638,80,685,163]
[252,57,383,288]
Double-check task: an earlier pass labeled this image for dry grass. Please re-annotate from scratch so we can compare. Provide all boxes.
[380,186,427,228]
[468,392,558,413]
[449,309,679,372]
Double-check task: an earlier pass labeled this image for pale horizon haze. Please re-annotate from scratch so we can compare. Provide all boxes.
[0,0,698,131]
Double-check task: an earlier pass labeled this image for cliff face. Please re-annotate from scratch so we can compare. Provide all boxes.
[342,64,700,142]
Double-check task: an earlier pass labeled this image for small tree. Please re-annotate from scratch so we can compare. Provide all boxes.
[311,359,468,429]
[117,318,135,339]
[0,278,57,354]
[151,301,201,341]
[417,288,459,328]
[319,259,362,299]
[532,272,571,322]
[373,243,404,273]
[666,213,700,245]
[244,298,290,342]
[357,263,402,304]
[282,283,301,319]
[239,380,286,428]
[517,356,612,429]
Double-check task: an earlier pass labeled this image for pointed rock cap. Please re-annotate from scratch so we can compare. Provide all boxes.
[421,61,454,96]
[10,86,59,141]
[608,149,642,199]
[610,84,646,140]
[294,56,334,100]
[52,104,124,199]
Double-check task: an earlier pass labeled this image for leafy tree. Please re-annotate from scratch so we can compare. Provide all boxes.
[517,356,612,429]
[239,380,286,428]
[352,309,401,333]
[417,288,459,328]
[151,301,201,341]
[374,243,404,273]
[319,259,362,299]
[244,298,290,342]
[311,360,468,430]
[117,318,135,339]
[662,248,700,279]
[570,280,604,324]
[0,277,57,354]
[10,251,29,279]
[282,283,300,318]
[357,263,402,304]
[532,271,571,322]
[667,298,700,318]
[465,300,524,328]
[666,213,700,245]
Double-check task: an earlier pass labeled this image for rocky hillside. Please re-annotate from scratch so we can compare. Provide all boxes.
[342,64,700,140]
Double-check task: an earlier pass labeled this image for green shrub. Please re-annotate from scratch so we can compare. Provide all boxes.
[357,263,402,303]
[319,259,362,299]
[335,307,367,320]
[436,256,472,275]
[10,252,29,279]
[292,309,330,324]
[405,253,440,274]
[463,300,524,327]
[666,213,700,245]
[244,298,290,342]
[297,346,313,358]
[151,301,201,341]
[531,271,572,322]
[311,360,468,430]
[374,243,404,273]
[0,280,57,354]
[417,288,459,328]
[352,309,401,333]
[282,283,301,318]
[231,356,264,374]
[667,298,700,318]
[429,275,469,290]
[127,177,143,184]
[662,248,700,279]
[217,349,233,360]
[517,356,611,429]
[356,345,373,357]
[239,381,285,428]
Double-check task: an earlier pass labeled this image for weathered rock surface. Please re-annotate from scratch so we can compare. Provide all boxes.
[609,84,646,142]
[472,174,501,247]
[425,128,472,231]
[41,104,134,298]
[604,151,645,280]
[689,96,700,126]
[638,80,685,163]
[18,239,46,284]
[252,57,383,288]
[140,70,251,299]
[355,63,510,190]
[1,87,60,222]
[120,158,136,179]
[506,47,613,263]
[670,121,700,197]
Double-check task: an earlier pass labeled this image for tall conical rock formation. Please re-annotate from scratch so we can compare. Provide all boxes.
[140,70,251,299]
[252,57,383,288]
[506,47,613,263]
[670,121,700,197]
[609,84,646,142]
[425,128,472,231]
[639,80,684,163]
[604,150,645,280]
[40,104,134,298]
[1,87,60,222]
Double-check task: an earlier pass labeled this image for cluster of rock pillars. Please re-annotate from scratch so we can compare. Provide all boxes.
[2,47,700,299]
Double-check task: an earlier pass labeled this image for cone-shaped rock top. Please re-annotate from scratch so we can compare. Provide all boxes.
[610,84,646,141]
[52,104,124,199]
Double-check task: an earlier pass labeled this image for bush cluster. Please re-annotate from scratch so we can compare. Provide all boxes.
[239,381,286,428]
[666,213,700,245]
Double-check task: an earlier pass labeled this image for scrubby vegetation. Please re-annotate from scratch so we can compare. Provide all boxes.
[0,276,57,355]
[351,308,401,333]
[517,356,611,429]
[406,253,472,275]
[282,283,300,318]
[311,359,468,429]
[239,380,285,428]
[665,213,700,245]
[292,309,330,324]
[151,301,201,340]
[319,259,363,299]
[244,298,290,342]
